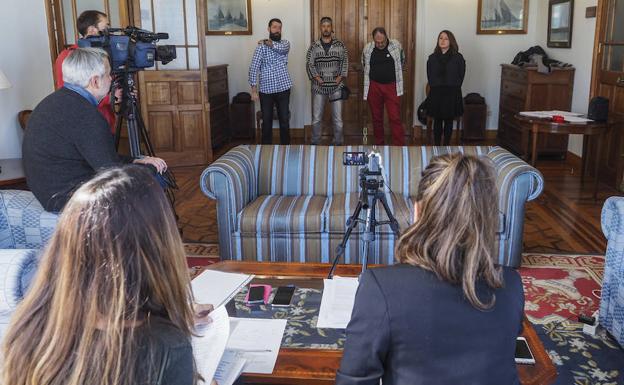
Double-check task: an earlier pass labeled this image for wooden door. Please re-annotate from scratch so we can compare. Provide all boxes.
[590,0,624,190]
[311,0,416,144]
[132,0,212,166]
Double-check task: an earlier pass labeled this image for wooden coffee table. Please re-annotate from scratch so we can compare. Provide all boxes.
[206,261,557,385]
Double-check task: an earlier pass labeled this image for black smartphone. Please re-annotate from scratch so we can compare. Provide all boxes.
[247,285,265,304]
[515,337,536,365]
[272,286,296,307]
[343,152,367,166]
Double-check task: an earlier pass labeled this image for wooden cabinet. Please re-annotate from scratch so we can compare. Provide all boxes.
[206,65,230,149]
[497,64,575,158]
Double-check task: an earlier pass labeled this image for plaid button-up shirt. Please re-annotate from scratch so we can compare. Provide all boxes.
[248,40,293,94]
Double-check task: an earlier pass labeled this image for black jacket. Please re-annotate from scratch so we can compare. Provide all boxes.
[135,316,195,385]
[23,87,132,212]
[336,264,524,385]
[427,51,466,88]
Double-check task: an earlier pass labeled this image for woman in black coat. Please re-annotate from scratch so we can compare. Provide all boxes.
[427,30,465,146]
[335,154,524,385]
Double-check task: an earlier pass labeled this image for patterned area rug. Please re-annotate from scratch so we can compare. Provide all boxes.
[520,254,624,385]
[183,242,220,267]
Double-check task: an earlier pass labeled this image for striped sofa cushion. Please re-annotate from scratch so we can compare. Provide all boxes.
[250,145,493,197]
[325,193,414,234]
[237,195,327,234]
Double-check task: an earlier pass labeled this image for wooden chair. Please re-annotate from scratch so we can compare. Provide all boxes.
[18,110,32,131]
[425,84,462,145]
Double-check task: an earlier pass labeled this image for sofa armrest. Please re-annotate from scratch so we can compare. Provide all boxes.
[487,147,544,267]
[602,196,624,240]
[200,145,257,259]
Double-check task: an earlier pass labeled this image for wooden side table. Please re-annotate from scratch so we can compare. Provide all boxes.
[0,158,26,187]
[514,114,609,200]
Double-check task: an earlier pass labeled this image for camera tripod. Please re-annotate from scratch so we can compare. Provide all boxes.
[327,167,401,279]
[112,70,178,205]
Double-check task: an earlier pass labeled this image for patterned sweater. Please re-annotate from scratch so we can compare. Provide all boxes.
[306,39,349,95]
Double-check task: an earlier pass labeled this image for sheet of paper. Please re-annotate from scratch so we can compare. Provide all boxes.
[316,277,360,329]
[191,305,230,383]
[549,110,584,117]
[214,350,247,385]
[226,317,287,374]
[191,269,254,308]
[562,116,594,123]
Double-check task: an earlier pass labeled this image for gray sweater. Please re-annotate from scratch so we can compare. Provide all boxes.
[22,87,132,212]
[306,39,349,95]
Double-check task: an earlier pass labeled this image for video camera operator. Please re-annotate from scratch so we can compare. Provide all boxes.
[54,10,120,133]
[24,48,167,212]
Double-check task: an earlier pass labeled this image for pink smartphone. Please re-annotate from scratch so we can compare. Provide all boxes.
[245,284,272,305]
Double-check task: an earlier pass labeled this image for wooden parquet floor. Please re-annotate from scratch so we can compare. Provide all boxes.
[174,141,616,255]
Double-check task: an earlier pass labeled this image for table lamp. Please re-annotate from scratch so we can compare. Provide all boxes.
[0,69,11,90]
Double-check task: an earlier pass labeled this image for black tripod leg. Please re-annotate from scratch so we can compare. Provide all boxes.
[328,200,364,279]
[114,115,124,151]
[378,193,401,237]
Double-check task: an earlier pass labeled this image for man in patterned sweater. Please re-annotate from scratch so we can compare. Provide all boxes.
[306,17,349,145]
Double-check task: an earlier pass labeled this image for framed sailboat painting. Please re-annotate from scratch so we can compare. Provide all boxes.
[206,0,253,35]
[477,0,529,34]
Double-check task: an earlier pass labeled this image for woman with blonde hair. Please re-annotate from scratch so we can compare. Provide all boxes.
[2,165,213,385]
[336,153,524,385]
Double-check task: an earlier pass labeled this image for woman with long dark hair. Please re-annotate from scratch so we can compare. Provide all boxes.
[336,154,524,385]
[427,30,466,146]
[2,165,213,385]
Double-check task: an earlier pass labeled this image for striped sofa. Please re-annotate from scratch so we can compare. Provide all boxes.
[200,145,543,267]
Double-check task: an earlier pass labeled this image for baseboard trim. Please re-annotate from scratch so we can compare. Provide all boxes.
[413,125,498,141]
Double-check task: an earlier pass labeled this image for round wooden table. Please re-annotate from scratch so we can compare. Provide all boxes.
[514,114,609,200]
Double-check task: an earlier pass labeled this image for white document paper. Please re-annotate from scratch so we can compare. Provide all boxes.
[191,306,230,383]
[226,317,287,374]
[191,269,254,309]
[214,350,247,385]
[316,277,360,329]
[561,116,594,123]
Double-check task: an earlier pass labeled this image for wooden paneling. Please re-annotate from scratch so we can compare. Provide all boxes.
[589,0,624,190]
[178,82,202,105]
[132,0,212,167]
[206,64,230,149]
[498,64,574,157]
[148,111,175,151]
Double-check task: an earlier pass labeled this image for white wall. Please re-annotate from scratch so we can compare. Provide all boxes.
[0,0,54,159]
[536,0,597,156]
[205,0,312,129]
[414,0,540,130]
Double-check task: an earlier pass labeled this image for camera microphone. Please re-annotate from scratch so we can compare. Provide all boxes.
[154,32,169,40]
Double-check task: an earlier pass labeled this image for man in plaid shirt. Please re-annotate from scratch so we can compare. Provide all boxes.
[248,18,293,144]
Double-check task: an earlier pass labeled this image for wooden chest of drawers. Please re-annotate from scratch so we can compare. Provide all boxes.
[206,64,230,149]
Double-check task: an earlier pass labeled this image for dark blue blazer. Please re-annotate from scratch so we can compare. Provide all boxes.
[336,263,524,385]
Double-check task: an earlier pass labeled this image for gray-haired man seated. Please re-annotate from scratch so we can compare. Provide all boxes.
[23,48,167,212]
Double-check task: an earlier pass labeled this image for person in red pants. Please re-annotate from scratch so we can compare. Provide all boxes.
[362,27,406,145]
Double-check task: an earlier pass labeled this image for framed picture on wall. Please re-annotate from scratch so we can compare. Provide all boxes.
[548,0,574,48]
[206,0,252,35]
[477,0,529,34]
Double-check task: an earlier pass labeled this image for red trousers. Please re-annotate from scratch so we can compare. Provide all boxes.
[367,81,405,145]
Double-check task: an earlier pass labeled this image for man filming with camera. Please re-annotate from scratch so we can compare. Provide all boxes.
[54,10,119,133]
[23,48,167,212]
